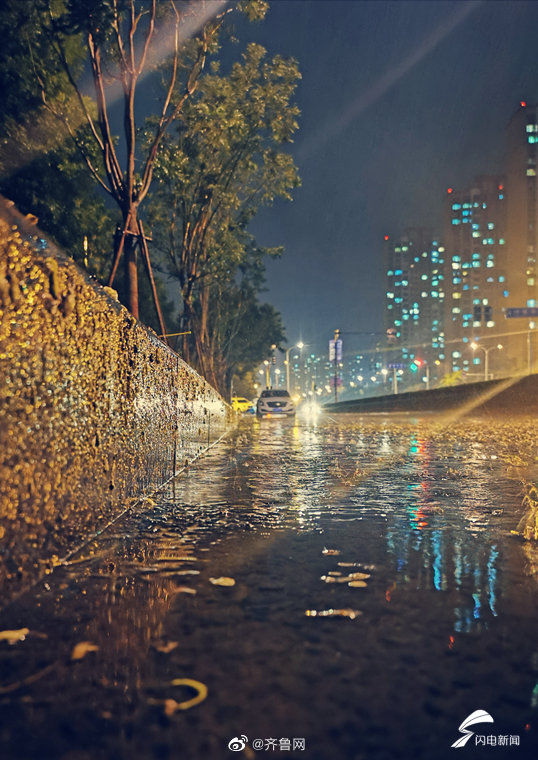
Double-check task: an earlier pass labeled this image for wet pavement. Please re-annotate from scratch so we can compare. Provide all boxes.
[1,412,538,760]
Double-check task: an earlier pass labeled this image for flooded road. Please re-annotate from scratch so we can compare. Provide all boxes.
[1,413,538,760]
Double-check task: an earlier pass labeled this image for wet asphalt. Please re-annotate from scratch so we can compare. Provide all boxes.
[1,412,538,760]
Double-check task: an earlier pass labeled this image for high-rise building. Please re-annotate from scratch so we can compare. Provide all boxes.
[504,101,538,370]
[384,229,445,380]
[442,175,507,377]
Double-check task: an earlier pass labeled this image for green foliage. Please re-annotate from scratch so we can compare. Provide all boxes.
[148,38,300,390]
[237,0,270,23]
[0,0,297,395]
[0,0,113,274]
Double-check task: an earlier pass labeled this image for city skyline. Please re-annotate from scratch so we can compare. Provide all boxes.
[239,1,538,349]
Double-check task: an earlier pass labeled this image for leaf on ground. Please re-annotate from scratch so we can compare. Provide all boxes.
[305,608,362,620]
[168,678,208,711]
[173,570,201,576]
[209,577,235,587]
[322,573,370,584]
[153,641,179,654]
[328,571,342,576]
[0,628,30,644]
[320,575,337,583]
[71,641,99,660]
[348,580,368,588]
[170,585,197,595]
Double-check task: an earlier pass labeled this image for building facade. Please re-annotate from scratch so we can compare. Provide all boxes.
[442,175,508,377]
[384,229,445,384]
[504,102,538,371]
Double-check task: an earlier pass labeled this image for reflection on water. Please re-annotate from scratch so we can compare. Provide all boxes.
[1,414,538,759]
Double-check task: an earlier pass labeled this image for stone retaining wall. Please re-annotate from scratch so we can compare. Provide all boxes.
[0,197,232,602]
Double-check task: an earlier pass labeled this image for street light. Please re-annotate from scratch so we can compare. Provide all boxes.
[285,341,305,392]
[263,359,270,387]
[470,342,503,381]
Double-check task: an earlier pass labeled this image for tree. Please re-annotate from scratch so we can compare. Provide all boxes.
[212,284,286,397]
[30,0,269,327]
[149,41,300,385]
[0,0,113,274]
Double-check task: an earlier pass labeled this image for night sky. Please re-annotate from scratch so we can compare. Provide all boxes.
[232,0,538,354]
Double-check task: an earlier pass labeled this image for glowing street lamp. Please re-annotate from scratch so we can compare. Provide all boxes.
[470,342,503,381]
[285,341,305,392]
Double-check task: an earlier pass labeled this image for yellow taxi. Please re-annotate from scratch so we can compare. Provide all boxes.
[231,396,254,413]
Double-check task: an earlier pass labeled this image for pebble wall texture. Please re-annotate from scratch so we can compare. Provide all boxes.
[0,197,232,602]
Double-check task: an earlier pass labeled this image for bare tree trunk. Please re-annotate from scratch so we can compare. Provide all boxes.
[123,211,139,319]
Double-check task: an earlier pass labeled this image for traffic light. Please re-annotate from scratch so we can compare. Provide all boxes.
[473,305,482,322]
[409,358,424,373]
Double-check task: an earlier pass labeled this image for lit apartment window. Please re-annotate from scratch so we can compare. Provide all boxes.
[452,292,462,299]
[527,168,536,176]
[528,299,537,307]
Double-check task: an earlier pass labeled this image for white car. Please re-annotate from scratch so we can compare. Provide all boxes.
[257,389,295,417]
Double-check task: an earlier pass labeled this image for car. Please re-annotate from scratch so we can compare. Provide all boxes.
[231,396,254,413]
[256,389,296,417]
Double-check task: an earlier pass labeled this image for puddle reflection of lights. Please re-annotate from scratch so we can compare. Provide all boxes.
[299,400,322,422]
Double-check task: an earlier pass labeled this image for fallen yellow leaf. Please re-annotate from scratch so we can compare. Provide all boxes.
[305,608,362,620]
[170,585,197,595]
[153,641,179,654]
[169,678,208,710]
[71,641,99,660]
[0,628,29,644]
[209,577,235,587]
